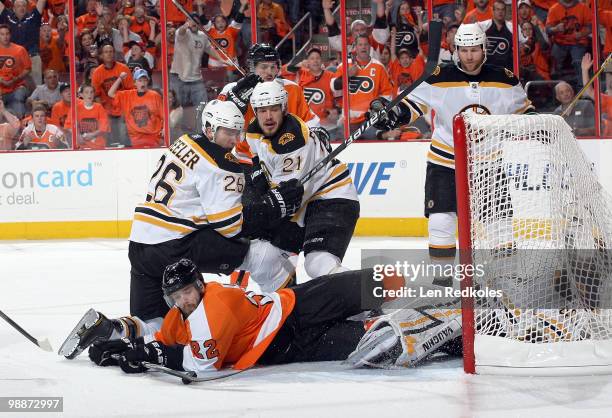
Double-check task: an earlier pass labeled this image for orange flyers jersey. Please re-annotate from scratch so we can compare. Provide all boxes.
[294,68,336,122]
[91,62,135,116]
[220,77,319,162]
[112,89,163,148]
[130,134,247,244]
[154,282,295,372]
[75,13,98,34]
[18,123,66,149]
[0,43,31,95]
[76,100,109,150]
[331,58,393,124]
[245,113,358,226]
[205,21,241,69]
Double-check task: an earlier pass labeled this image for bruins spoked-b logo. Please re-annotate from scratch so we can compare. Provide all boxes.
[304,87,325,105]
[459,104,491,116]
[278,133,295,145]
[348,76,374,94]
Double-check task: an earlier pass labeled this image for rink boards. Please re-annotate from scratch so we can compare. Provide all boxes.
[0,140,611,239]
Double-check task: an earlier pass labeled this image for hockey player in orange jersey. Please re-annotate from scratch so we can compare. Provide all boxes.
[84,259,462,374]
[58,100,305,361]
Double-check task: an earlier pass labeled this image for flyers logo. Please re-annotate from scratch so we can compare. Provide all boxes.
[459,104,491,116]
[131,105,151,127]
[348,76,374,94]
[400,32,416,47]
[215,38,229,48]
[304,87,325,105]
[278,133,295,145]
[0,56,15,69]
[486,37,510,56]
[102,76,118,92]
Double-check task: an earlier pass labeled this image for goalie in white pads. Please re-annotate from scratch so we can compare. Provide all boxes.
[58,100,305,360]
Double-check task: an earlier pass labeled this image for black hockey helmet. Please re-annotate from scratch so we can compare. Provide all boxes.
[162,259,204,307]
[247,43,280,71]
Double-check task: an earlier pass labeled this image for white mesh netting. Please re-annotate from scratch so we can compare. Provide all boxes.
[460,114,612,347]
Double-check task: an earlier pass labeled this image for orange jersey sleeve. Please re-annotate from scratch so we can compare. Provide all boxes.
[601,11,612,55]
[114,89,163,148]
[155,283,296,372]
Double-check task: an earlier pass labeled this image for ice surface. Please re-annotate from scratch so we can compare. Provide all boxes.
[1,238,611,418]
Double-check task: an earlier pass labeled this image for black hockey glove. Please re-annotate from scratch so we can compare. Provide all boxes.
[309,126,332,153]
[250,156,270,195]
[263,179,304,220]
[118,337,184,374]
[366,98,401,131]
[227,73,263,114]
[88,338,135,367]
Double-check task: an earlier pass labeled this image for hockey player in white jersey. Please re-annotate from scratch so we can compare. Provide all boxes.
[246,81,360,278]
[58,100,304,360]
[370,23,533,263]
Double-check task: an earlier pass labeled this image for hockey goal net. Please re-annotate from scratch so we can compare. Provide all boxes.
[454,113,612,375]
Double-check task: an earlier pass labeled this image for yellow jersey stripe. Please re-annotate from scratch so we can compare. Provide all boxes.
[133,213,194,234]
[207,205,243,222]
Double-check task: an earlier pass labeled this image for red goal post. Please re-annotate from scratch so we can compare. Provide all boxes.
[453,113,612,376]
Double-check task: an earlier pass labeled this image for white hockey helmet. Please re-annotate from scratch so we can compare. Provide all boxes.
[249,81,288,111]
[201,99,244,139]
[453,23,487,73]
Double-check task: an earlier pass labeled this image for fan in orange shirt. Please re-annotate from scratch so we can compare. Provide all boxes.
[50,83,71,128]
[16,103,68,150]
[108,68,163,148]
[91,43,135,117]
[75,0,99,34]
[76,83,109,149]
[166,0,192,26]
[39,23,66,73]
[463,0,492,24]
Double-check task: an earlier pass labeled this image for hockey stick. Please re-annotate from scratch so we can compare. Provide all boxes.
[170,0,247,76]
[562,52,612,117]
[0,310,53,352]
[299,20,443,185]
[142,362,244,384]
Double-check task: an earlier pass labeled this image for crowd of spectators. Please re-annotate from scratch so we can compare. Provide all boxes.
[0,0,610,151]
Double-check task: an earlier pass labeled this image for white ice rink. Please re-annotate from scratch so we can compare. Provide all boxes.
[2,237,612,418]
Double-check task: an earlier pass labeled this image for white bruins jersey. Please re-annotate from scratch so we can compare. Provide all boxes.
[130,134,246,244]
[245,113,358,225]
[402,64,533,169]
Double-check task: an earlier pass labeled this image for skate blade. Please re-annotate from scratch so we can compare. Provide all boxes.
[58,309,99,359]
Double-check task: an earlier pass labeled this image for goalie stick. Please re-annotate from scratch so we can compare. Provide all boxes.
[142,362,244,384]
[170,0,247,76]
[0,310,52,352]
[299,20,443,185]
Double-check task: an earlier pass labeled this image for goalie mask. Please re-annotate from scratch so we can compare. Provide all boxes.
[162,259,204,309]
[247,43,281,73]
[250,81,288,112]
[453,23,487,74]
[201,99,244,142]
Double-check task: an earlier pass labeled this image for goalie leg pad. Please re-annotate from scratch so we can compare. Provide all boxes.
[346,308,462,368]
